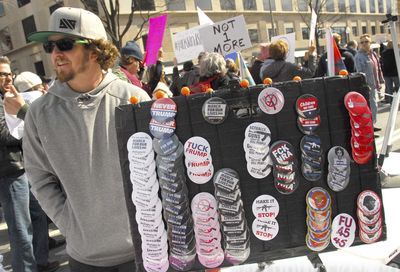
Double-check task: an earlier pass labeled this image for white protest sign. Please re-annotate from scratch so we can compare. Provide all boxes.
[172,25,207,64]
[198,15,252,56]
[271,32,296,63]
[197,6,213,25]
[309,9,317,46]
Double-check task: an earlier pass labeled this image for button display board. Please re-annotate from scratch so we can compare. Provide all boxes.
[115,74,384,271]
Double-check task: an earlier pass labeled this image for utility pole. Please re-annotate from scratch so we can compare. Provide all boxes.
[268,0,276,37]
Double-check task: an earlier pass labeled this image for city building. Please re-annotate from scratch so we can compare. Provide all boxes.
[0,0,397,77]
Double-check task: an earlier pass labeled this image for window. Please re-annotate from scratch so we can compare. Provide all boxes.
[362,26,367,34]
[302,27,309,40]
[17,0,30,8]
[298,1,308,11]
[286,27,294,35]
[0,1,5,16]
[133,0,155,11]
[167,1,186,10]
[349,0,356,12]
[248,29,259,43]
[326,0,334,12]
[195,0,212,10]
[380,25,385,33]
[268,28,274,39]
[220,0,236,10]
[338,0,346,12]
[263,0,276,11]
[331,27,346,40]
[360,0,366,12]
[22,15,36,43]
[371,26,376,35]
[352,26,358,36]
[378,1,384,13]
[49,3,64,14]
[281,0,292,11]
[386,0,392,13]
[369,0,375,13]
[0,27,13,52]
[243,0,257,10]
[34,61,45,77]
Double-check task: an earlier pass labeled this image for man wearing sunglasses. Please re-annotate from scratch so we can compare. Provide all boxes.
[355,34,385,129]
[21,7,150,271]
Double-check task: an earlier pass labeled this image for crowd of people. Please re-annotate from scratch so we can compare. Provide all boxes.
[0,5,398,272]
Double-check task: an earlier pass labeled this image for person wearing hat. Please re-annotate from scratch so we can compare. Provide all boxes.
[114,40,145,89]
[15,6,150,271]
[0,58,60,272]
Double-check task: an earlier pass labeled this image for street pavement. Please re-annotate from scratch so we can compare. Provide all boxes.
[0,98,399,271]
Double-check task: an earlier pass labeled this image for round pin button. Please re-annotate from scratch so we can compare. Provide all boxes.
[149,118,176,139]
[297,116,321,135]
[150,97,177,123]
[270,141,296,165]
[300,135,323,157]
[184,136,212,162]
[344,91,369,115]
[202,97,229,125]
[244,122,271,144]
[258,87,285,115]
[296,94,319,119]
[252,218,279,241]
[274,178,299,195]
[252,195,279,219]
[357,190,382,216]
[152,134,179,156]
[306,187,331,212]
[330,213,356,248]
[127,132,153,158]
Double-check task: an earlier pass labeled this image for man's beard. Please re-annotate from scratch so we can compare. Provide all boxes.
[56,51,90,82]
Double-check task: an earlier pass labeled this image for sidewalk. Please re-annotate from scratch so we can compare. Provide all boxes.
[0,221,69,271]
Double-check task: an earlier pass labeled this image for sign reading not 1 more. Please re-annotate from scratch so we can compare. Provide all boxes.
[198,15,252,56]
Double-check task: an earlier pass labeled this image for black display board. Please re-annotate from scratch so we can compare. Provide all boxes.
[115,74,385,271]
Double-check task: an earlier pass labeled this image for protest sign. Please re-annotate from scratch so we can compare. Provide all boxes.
[144,14,168,66]
[173,25,207,63]
[198,15,252,56]
[197,6,213,25]
[271,32,296,63]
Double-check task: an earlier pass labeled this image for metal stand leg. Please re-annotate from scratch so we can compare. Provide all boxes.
[307,253,327,272]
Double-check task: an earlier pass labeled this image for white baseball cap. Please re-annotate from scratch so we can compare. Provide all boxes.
[28,7,107,42]
[14,72,42,92]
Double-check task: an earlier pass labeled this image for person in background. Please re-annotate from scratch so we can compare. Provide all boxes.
[170,58,198,96]
[380,41,399,104]
[250,43,271,84]
[346,40,358,56]
[355,34,385,129]
[0,57,59,272]
[225,58,240,81]
[261,40,317,82]
[21,7,150,271]
[315,33,355,76]
[114,40,145,90]
[143,48,167,95]
[198,52,230,91]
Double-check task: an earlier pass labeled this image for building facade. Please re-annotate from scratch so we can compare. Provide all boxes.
[0,0,397,77]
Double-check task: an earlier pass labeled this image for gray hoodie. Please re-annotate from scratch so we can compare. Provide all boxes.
[23,73,150,266]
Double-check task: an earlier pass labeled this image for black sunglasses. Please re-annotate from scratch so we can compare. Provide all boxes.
[43,38,89,53]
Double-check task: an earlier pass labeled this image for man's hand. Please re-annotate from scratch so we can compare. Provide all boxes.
[3,85,26,115]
